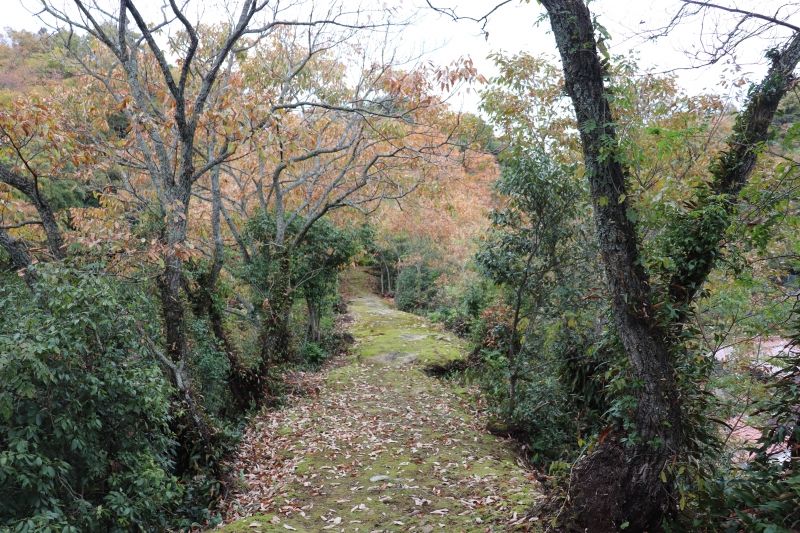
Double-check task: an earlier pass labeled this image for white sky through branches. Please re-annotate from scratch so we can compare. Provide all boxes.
[4,0,799,110]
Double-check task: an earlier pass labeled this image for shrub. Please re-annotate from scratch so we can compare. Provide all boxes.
[395,265,439,311]
[469,343,580,464]
[188,319,232,417]
[472,304,514,353]
[428,279,493,338]
[0,265,182,531]
[299,341,327,366]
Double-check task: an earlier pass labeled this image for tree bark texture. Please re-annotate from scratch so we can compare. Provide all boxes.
[540,0,684,529]
[540,1,800,530]
[306,297,322,344]
[0,162,65,260]
[258,249,294,373]
[0,227,35,286]
[159,193,191,364]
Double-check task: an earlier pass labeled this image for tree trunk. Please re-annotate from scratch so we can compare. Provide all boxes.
[0,162,65,260]
[306,297,322,343]
[159,253,188,365]
[507,252,536,416]
[186,268,258,412]
[506,296,523,417]
[258,249,294,373]
[540,1,800,530]
[0,228,36,287]
[667,32,800,315]
[540,1,682,529]
[136,321,218,477]
[155,189,221,471]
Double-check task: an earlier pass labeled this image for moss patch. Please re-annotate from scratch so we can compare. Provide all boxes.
[348,292,464,370]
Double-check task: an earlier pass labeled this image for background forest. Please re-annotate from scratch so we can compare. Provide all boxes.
[1,1,800,531]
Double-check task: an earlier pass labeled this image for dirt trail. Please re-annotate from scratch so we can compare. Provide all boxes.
[220,273,540,532]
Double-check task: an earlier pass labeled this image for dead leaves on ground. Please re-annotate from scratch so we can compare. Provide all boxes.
[220,299,540,531]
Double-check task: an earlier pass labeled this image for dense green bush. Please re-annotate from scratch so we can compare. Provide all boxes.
[246,211,360,354]
[0,266,182,531]
[427,278,493,338]
[299,341,327,366]
[465,303,608,464]
[395,265,440,311]
[466,151,597,462]
[187,319,232,417]
[471,346,580,463]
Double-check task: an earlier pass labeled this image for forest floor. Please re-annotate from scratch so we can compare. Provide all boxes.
[218,270,541,532]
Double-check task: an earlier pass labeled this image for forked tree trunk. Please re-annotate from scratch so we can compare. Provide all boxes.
[540,1,800,530]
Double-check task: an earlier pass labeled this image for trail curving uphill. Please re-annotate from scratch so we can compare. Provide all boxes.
[220,272,540,532]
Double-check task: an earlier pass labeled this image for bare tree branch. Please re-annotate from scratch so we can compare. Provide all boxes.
[680,0,800,33]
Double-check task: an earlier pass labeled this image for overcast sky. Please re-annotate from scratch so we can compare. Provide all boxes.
[5,0,799,110]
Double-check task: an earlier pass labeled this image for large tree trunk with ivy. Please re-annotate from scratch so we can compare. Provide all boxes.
[258,249,294,373]
[540,0,800,530]
[541,3,682,529]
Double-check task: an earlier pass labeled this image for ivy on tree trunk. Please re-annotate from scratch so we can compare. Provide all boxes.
[539,0,800,530]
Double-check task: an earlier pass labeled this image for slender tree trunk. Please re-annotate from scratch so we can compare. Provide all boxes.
[507,253,536,416]
[198,163,229,349]
[220,200,252,264]
[159,264,187,363]
[506,298,523,417]
[306,297,322,343]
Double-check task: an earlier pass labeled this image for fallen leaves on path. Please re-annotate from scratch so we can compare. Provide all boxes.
[219,293,541,531]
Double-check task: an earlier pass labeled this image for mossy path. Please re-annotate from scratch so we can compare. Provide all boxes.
[220,273,540,532]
